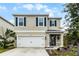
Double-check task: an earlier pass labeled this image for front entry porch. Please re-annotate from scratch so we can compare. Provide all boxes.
[50,34,60,47]
[46,30,64,49]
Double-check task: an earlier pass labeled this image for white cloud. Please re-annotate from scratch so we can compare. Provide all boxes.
[0,6,7,10]
[44,8,52,13]
[44,8,54,17]
[34,4,54,17]
[22,4,34,10]
[12,4,56,17]
[12,7,17,11]
[22,4,48,11]
[35,4,47,10]
[49,12,54,17]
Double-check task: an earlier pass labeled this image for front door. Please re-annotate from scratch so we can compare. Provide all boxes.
[50,34,56,46]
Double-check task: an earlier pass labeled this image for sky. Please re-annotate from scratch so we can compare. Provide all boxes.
[0,3,65,28]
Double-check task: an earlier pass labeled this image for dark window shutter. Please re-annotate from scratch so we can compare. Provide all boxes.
[55,20,57,26]
[24,17,26,26]
[15,17,18,26]
[44,17,46,26]
[50,20,52,26]
[36,17,38,26]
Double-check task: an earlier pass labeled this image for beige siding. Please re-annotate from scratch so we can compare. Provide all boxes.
[14,16,48,31]
[14,16,61,31]
[16,32,45,36]
[57,20,60,27]
[48,27,61,30]
[48,18,61,30]
[0,18,14,35]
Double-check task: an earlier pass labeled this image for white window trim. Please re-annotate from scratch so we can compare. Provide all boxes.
[50,20,56,26]
[38,17,45,27]
[17,16,25,26]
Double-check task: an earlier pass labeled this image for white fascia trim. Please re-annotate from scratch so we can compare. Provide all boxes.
[15,30,46,32]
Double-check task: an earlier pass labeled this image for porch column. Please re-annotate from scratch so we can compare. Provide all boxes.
[60,33,64,47]
[46,34,50,47]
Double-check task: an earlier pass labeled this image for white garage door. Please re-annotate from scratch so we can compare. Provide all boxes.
[17,36,45,47]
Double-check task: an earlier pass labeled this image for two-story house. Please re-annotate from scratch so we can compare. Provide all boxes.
[13,14,64,49]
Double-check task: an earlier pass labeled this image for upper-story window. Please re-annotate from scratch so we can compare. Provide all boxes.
[19,17,24,26]
[15,17,26,26]
[50,20,57,26]
[36,17,46,26]
[38,17,44,26]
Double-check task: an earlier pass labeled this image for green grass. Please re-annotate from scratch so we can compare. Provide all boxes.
[0,47,15,53]
[0,48,8,53]
[46,47,78,56]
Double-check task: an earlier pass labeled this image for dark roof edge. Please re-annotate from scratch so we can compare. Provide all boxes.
[13,14,49,16]
[0,16,14,26]
[48,17,62,19]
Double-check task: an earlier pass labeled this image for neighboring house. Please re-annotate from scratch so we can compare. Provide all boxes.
[0,16,14,41]
[13,14,64,49]
[0,16,14,35]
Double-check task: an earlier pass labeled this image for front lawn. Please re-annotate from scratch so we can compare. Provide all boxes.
[0,47,15,53]
[0,48,9,53]
[46,47,78,56]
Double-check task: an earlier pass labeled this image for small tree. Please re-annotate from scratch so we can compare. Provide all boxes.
[0,29,16,48]
[64,3,79,46]
[0,41,3,48]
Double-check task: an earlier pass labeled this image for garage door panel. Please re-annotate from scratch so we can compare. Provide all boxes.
[17,36,45,47]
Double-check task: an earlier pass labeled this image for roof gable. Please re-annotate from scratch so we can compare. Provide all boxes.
[0,16,14,26]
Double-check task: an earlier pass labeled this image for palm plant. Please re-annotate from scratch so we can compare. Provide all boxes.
[0,29,16,48]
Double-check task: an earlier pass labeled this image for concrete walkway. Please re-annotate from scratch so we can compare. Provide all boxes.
[0,48,49,56]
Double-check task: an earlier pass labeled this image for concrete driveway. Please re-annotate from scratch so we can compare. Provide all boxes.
[0,48,49,56]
